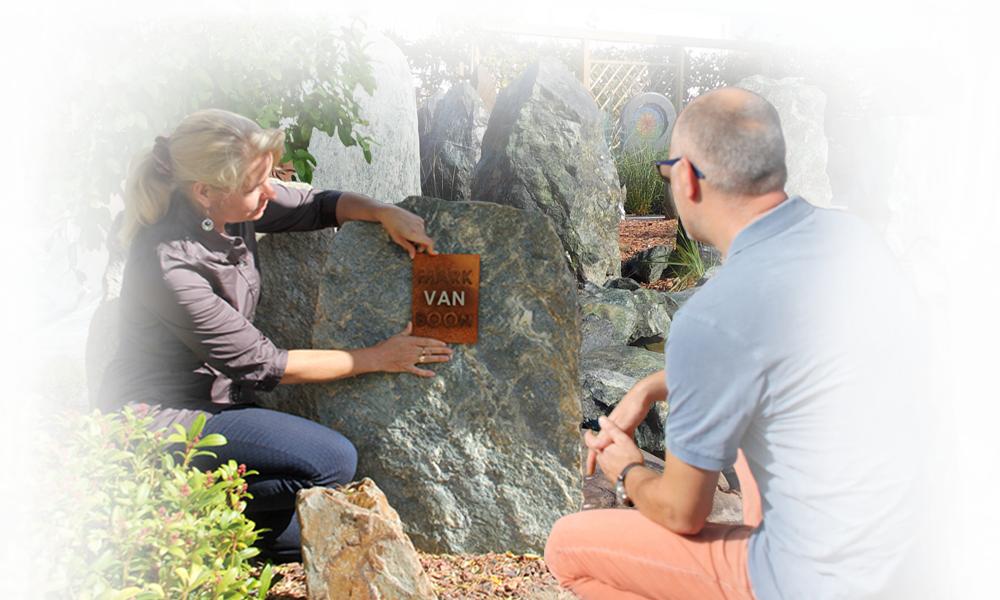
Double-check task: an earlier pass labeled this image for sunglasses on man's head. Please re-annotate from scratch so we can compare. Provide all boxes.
[655,158,706,184]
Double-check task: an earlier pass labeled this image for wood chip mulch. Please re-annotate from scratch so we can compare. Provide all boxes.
[263,552,568,600]
[618,217,677,262]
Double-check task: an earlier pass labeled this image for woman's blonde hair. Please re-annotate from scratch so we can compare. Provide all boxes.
[121,109,285,245]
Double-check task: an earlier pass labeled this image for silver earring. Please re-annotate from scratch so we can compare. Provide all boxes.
[201,215,214,231]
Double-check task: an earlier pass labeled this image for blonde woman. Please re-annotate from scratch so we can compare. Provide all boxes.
[97,109,452,562]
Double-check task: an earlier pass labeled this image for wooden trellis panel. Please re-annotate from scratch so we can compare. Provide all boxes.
[588,59,675,119]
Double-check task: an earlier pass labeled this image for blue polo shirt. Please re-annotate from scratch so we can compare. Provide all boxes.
[664,197,924,599]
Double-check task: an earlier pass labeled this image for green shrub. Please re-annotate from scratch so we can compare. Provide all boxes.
[28,354,87,406]
[0,356,21,395]
[614,145,672,216]
[34,407,272,600]
[665,223,707,291]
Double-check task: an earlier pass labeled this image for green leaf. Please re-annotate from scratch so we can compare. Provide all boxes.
[111,587,142,600]
[195,433,227,448]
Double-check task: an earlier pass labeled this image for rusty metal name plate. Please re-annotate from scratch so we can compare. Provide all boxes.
[412,254,480,343]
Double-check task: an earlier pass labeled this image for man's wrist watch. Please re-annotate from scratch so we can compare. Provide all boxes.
[615,461,645,507]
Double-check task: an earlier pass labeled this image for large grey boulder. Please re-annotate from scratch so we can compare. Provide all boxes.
[958,435,1000,525]
[312,196,582,555]
[472,57,622,284]
[419,82,489,202]
[737,76,832,208]
[948,252,1000,305]
[309,30,420,203]
[578,283,671,346]
[580,346,668,453]
[847,117,947,256]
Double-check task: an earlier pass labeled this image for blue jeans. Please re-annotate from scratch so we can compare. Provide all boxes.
[192,406,357,563]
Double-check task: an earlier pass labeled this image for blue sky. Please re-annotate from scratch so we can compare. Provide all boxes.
[581,0,969,52]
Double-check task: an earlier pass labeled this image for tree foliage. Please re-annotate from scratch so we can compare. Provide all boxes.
[46,16,377,254]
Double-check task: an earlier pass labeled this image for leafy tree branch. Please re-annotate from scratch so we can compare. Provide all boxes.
[46,16,377,255]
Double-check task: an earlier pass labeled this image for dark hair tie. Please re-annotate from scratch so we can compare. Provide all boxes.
[152,135,172,175]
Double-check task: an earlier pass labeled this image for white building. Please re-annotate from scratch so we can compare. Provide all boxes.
[368,0,729,40]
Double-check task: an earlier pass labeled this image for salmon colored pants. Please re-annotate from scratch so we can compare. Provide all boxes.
[545,450,762,600]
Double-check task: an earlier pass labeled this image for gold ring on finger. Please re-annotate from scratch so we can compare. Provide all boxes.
[418,355,425,363]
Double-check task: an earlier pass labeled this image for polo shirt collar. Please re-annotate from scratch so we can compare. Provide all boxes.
[727,195,813,259]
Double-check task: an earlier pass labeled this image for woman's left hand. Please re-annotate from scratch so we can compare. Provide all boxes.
[380,205,437,258]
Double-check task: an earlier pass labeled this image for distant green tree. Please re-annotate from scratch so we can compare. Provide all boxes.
[45,16,376,260]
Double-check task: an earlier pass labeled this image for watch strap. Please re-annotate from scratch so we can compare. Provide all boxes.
[616,461,646,507]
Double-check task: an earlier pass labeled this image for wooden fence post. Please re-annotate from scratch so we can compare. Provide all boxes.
[952,2,997,223]
[674,46,685,115]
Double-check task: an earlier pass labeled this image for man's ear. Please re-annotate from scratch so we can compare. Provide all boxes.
[675,157,702,206]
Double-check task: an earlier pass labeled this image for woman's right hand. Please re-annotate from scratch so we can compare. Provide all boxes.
[371,322,453,376]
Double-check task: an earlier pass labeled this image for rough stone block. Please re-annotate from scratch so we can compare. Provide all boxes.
[313,196,582,554]
[472,57,622,284]
[298,479,435,600]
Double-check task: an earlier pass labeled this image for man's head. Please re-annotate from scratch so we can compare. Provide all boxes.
[662,88,789,254]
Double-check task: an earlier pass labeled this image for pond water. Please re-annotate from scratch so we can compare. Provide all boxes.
[927,308,1000,442]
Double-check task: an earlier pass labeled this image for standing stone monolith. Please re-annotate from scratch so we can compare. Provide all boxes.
[737,75,833,208]
[308,29,420,203]
[847,117,947,256]
[312,196,582,555]
[419,81,490,202]
[472,57,622,285]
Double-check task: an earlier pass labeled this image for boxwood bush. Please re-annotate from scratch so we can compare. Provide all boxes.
[33,406,272,600]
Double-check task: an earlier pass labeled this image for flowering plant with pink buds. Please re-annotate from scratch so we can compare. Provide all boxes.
[33,406,272,600]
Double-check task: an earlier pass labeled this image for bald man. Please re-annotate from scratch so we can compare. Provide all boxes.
[545,88,926,600]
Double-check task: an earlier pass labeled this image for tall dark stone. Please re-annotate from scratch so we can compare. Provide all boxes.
[471,58,622,285]
[419,82,489,202]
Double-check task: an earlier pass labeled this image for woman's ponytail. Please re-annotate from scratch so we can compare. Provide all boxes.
[121,146,174,246]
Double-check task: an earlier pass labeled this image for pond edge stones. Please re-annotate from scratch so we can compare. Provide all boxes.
[312,196,582,555]
[472,57,622,285]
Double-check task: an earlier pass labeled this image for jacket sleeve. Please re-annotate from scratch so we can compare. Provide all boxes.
[254,182,343,233]
[140,249,288,392]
